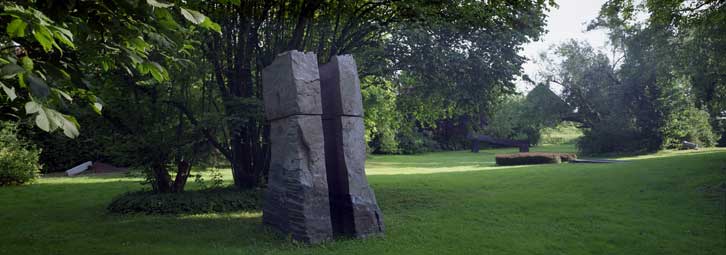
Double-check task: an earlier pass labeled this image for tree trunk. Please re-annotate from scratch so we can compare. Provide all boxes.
[151,163,172,193]
[171,160,191,193]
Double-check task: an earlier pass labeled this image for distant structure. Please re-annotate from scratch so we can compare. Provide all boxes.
[469,134,529,153]
[261,51,384,244]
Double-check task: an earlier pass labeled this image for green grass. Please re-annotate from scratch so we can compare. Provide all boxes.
[540,122,584,145]
[1,145,725,254]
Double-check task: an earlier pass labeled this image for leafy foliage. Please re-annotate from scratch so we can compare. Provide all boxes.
[540,38,719,154]
[362,77,400,154]
[663,105,719,148]
[0,121,39,185]
[0,0,219,139]
[482,85,567,145]
[107,187,261,215]
[583,0,726,150]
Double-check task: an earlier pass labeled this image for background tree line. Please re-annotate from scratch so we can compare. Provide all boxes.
[1,0,554,190]
[535,0,724,154]
[2,0,722,191]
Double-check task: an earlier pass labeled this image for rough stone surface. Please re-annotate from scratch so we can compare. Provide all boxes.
[262,50,323,120]
[320,55,385,238]
[262,51,332,244]
[319,55,364,117]
[338,116,385,237]
[262,52,383,243]
[263,115,333,244]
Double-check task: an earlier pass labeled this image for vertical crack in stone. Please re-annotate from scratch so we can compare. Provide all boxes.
[319,55,385,238]
[262,51,383,244]
[262,51,332,244]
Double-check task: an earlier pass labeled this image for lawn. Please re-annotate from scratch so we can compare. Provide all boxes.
[1,145,725,254]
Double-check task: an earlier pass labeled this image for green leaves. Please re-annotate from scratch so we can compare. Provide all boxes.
[135,61,170,82]
[3,4,75,53]
[7,19,27,37]
[146,0,175,8]
[32,24,54,52]
[20,57,33,71]
[92,102,103,115]
[180,7,221,34]
[1,82,17,101]
[180,8,206,24]
[24,101,80,138]
[148,61,169,81]
[24,101,41,114]
[52,27,74,49]
[1,63,25,79]
[200,18,222,34]
[34,107,50,131]
[26,73,49,98]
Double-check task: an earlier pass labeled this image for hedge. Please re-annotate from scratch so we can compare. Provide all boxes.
[495,152,577,166]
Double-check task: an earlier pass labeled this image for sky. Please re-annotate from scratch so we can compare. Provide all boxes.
[517,0,610,92]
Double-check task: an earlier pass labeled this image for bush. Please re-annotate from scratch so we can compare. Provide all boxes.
[576,116,647,155]
[397,120,441,154]
[107,187,262,215]
[362,77,402,154]
[663,106,719,149]
[0,123,40,186]
[495,152,575,166]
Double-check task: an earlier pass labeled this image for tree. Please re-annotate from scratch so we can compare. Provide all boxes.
[0,0,219,139]
[590,0,725,146]
[170,0,555,188]
[1,0,221,191]
[4,0,555,188]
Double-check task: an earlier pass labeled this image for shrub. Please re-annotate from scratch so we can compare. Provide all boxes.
[663,106,719,148]
[0,123,40,186]
[107,187,262,215]
[495,152,571,166]
[576,117,647,155]
[362,77,401,154]
[397,124,440,154]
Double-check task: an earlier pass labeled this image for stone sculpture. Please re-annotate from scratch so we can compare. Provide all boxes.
[261,51,384,244]
[319,55,385,238]
[261,51,333,244]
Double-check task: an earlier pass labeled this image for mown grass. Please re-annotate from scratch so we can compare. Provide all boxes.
[1,145,724,255]
[540,122,584,145]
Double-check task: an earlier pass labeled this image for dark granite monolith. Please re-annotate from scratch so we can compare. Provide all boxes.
[319,55,385,238]
[262,51,333,244]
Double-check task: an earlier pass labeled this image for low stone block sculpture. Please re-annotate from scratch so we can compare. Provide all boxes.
[261,51,384,244]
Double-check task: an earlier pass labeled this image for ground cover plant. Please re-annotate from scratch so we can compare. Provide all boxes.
[1,145,724,254]
[107,188,261,215]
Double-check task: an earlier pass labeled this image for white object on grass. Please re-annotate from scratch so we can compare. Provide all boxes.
[66,161,93,176]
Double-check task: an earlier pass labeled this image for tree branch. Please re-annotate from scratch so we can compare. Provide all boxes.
[164,100,233,161]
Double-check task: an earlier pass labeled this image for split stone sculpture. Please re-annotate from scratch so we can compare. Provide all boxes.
[261,51,384,244]
[319,55,385,238]
[261,51,333,244]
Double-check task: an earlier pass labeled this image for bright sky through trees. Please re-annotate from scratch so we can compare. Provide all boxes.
[518,0,609,92]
